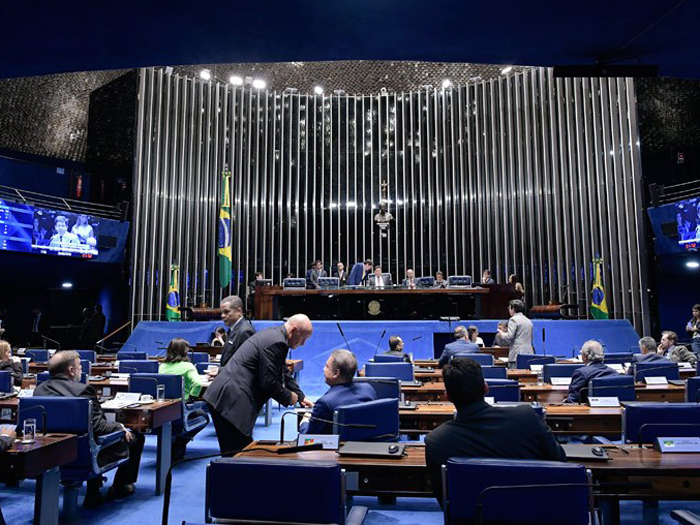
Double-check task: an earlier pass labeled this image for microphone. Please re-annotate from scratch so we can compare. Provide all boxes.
[636,423,700,447]
[41,335,61,351]
[126,374,161,398]
[410,336,422,342]
[94,343,112,354]
[577,382,638,404]
[542,328,546,357]
[524,355,568,369]
[374,330,387,355]
[629,362,680,382]
[20,404,47,437]
[336,323,354,354]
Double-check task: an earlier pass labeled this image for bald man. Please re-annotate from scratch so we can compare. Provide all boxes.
[204,314,314,453]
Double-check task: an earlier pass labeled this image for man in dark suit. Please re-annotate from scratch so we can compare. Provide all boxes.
[402,268,417,289]
[204,314,314,454]
[34,351,145,507]
[628,336,671,375]
[566,340,618,403]
[368,266,392,288]
[382,336,412,363]
[217,295,256,368]
[87,304,106,348]
[29,307,49,347]
[425,358,566,503]
[347,259,373,286]
[305,260,327,288]
[299,349,376,435]
[437,326,480,367]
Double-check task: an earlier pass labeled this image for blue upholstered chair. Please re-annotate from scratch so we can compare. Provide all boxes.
[354,377,401,400]
[590,375,636,401]
[603,352,634,365]
[80,359,91,375]
[481,365,507,379]
[451,353,494,366]
[442,458,593,525]
[25,349,49,363]
[447,275,472,287]
[119,359,159,374]
[116,351,147,361]
[485,379,520,402]
[36,371,88,385]
[189,352,210,364]
[623,403,700,444]
[195,362,218,374]
[18,397,127,519]
[365,362,414,382]
[516,354,555,370]
[373,354,405,363]
[0,370,12,393]
[205,458,368,524]
[687,376,700,403]
[543,363,585,383]
[333,398,400,442]
[633,362,679,382]
[19,357,29,374]
[75,350,96,363]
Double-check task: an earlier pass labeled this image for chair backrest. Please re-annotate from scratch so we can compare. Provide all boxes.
[516,354,555,370]
[189,352,210,364]
[75,350,97,363]
[37,371,88,385]
[485,379,520,402]
[19,396,91,435]
[195,362,219,374]
[318,277,340,288]
[80,359,91,374]
[373,354,404,363]
[603,352,634,365]
[333,398,399,442]
[25,349,49,363]
[416,276,434,287]
[687,376,700,403]
[0,370,12,393]
[634,361,679,382]
[443,458,591,525]
[451,353,494,366]
[282,278,306,289]
[589,375,636,401]
[206,458,344,524]
[365,362,414,382]
[543,364,585,383]
[20,358,29,374]
[129,373,183,399]
[623,403,700,444]
[481,366,507,379]
[119,359,159,374]
[354,377,401,400]
[447,275,472,287]
[117,351,147,361]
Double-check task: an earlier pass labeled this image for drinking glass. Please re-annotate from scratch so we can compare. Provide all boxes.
[23,418,36,443]
[156,384,165,403]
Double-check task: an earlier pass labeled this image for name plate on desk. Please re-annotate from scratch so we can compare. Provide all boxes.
[678,362,693,369]
[656,437,700,453]
[297,434,339,450]
[530,364,544,373]
[608,364,625,374]
[588,397,620,407]
[645,376,668,385]
[551,377,572,386]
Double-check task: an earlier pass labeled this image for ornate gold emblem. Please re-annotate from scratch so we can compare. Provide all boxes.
[368,300,381,316]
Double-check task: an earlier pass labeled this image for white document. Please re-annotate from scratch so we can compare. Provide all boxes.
[644,376,669,385]
[551,377,572,386]
[588,397,620,407]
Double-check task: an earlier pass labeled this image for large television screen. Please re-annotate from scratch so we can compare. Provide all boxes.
[676,197,700,249]
[0,199,129,262]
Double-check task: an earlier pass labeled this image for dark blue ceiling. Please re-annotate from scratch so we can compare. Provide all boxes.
[1,0,698,79]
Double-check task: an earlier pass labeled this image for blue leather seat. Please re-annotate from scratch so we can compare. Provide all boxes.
[0,370,12,393]
[451,353,494,366]
[333,398,399,442]
[373,354,405,363]
[603,352,634,365]
[365,362,414,382]
[517,354,555,370]
[75,350,96,363]
[634,362,679,382]
[116,351,147,360]
[189,352,209,364]
[481,366,507,379]
[37,371,88,385]
[485,379,520,402]
[623,403,700,444]
[25,349,49,363]
[442,458,592,525]
[205,458,367,524]
[18,397,127,518]
[590,375,636,401]
[79,359,91,375]
[543,363,585,383]
[354,377,400,400]
[195,362,218,374]
[19,358,29,374]
[687,376,700,403]
[119,359,159,374]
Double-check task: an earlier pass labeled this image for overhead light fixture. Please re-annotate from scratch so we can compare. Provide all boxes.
[229,75,243,86]
[500,66,513,75]
[164,66,174,75]
[62,282,73,289]
[314,85,324,95]
[252,79,266,90]
[200,69,212,81]
[687,261,700,269]
[284,87,298,93]
[442,79,453,89]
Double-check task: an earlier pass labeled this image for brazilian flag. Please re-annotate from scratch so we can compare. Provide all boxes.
[218,170,232,288]
[590,258,609,320]
[166,264,181,322]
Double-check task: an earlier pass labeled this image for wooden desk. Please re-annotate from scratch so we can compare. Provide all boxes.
[89,377,130,396]
[0,396,19,422]
[412,369,537,383]
[96,355,117,363]
[0,434,78,525]
[28,363,48,374]
[520,383,686,404]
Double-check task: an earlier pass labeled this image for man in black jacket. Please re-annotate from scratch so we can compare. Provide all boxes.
[33,351,145,507]
[204,314,314,454]
[425,358,566,504]
[217,295,256,368]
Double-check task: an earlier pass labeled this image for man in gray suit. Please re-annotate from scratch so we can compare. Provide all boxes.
[658,331,697,366]
[498,299,534,366]
[306,260,327,288]
[369,266,392,288]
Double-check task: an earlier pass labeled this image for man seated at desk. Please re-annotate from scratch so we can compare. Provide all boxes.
[565,340,618,403]
[628,336,671,375]
[382,336,412,363]
[437,326,479,367]
[425,358,566,503]
[299,350,376,435]
[369,266,392,288]
[658,330,697,366]
[34,350,145,508]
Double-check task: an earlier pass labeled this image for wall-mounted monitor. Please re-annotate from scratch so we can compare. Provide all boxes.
[675,197,700,250]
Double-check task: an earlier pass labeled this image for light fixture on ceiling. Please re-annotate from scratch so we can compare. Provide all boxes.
[200,69,212,81]
[62,282,73,289]
[314,85,324,95]
[687,261,700,269]
[500,66,513,75]
[252,79,266,90]
[442,79,453,89]
[229,75,243,86]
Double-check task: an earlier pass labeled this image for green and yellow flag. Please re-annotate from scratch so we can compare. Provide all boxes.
[590,258,609,320]
[218,170,232,288]
[166,264,181,322]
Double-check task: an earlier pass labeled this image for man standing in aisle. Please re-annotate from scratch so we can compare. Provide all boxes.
[348,260,374,286]
[218,295,256,368]
[497,299,534,367]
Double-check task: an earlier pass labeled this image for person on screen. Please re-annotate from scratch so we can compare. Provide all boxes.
[49,215,81,249]
[71,214,96,246]
[32,217,48,246]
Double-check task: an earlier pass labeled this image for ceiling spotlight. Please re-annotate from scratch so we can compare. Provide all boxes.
[314,85,324,95]
[380,87,388,94]
[687,261,700,269]
[252,79,266,90]
[442,79,453,89]
[284,87,298,93]
[500,66,513,75]
[200,69,212,81]
[164,66,174,75]
[62,282,73,289]
[229,75,243,86]
[333,89,346,95]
